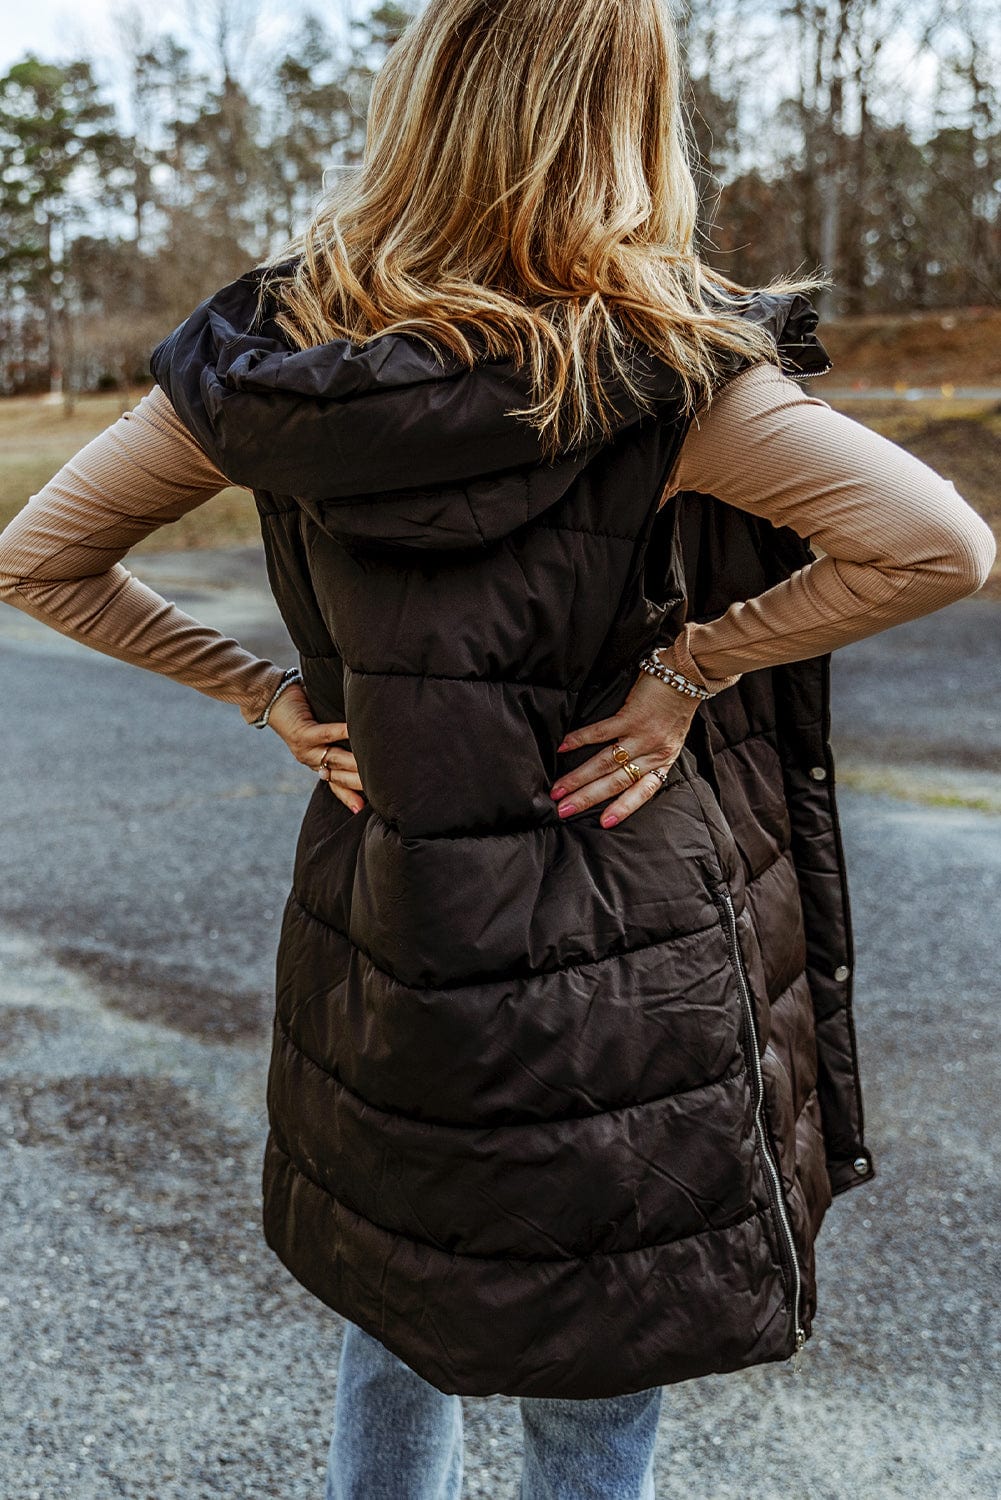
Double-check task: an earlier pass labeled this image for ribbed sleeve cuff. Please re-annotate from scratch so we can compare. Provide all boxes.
[657,622,743,696]
[238,662,296,725]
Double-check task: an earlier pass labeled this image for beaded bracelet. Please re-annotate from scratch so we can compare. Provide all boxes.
[637,646,712,701]
[249,666,304,728]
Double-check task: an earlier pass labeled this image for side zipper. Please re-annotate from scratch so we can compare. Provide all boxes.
[712,882,807,1364]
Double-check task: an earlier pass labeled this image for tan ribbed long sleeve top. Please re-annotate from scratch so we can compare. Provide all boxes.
[0,362,995,725]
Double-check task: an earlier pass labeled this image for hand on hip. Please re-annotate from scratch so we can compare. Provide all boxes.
[548,671,700,829]
[267,684,366,815]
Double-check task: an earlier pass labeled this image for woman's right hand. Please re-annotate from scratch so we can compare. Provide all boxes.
[549,669,702,829]
[267,683,366,814]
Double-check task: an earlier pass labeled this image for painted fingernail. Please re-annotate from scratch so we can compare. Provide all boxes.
[550,785,567,799]
[601,813,618,827]
[558,803,577,818]
[557,741,571,752]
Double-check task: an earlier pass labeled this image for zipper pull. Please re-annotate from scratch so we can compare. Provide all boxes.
[791,1325,806,1375]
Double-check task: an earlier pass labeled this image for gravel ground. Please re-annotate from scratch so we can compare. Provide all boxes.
[1,552,998,1499]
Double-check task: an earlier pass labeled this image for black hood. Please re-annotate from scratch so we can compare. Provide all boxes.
[149,265,831,549]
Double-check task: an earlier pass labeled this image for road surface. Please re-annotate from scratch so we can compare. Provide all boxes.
[1,548,998,1499]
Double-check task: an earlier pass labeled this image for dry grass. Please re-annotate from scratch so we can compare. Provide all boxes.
[837,761,1001,815]
[0,389,261,552]
[1,371,999,593]
[825,395,1001,597]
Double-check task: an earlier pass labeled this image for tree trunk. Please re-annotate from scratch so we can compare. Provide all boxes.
[43,213,61,397]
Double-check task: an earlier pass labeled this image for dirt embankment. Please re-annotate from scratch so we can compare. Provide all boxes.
[816,305,1001,389]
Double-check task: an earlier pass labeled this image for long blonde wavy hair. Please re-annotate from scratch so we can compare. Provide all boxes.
[258,0,831,458]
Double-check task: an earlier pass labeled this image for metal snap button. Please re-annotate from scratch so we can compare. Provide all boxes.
[834,964,850,981]
[853,1156,869,1176]
[809,765,827,781]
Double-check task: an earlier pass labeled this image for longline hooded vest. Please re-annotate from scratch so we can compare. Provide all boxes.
[151,266,876,1399]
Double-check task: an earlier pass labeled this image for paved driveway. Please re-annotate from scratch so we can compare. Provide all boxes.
[0,550,998,1499]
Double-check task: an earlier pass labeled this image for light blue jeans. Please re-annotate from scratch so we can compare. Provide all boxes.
[325,1319,661,1500]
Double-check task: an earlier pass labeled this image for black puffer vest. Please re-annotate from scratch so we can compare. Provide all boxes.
[151,266,875,1400]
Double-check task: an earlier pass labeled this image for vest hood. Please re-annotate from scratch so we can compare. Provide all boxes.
[150,265,830,550]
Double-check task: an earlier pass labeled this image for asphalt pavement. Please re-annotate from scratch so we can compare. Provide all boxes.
[0,546,998,1499]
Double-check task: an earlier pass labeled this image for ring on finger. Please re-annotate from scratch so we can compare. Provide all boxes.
[611,742,632,766]
[622,761,644,785]
[318,749,333,773]
[652,766,671,787]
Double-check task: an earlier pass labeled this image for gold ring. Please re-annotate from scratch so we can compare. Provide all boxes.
[623,761,643,785]
[319,750,332,772]
[611,743,631,766]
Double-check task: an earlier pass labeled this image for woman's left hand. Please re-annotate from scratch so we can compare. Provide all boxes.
[549,670,701,829]
[267,683,366,814]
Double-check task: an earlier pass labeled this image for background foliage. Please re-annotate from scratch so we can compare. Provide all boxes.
[0,0,997,396]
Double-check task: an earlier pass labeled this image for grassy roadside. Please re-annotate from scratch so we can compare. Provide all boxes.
[2,383,999,585]
[0,392,262,553]
[835,761,1001,816]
